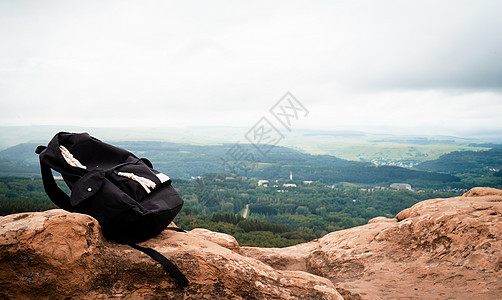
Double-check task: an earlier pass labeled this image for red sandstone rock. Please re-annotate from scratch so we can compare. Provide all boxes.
[0,210,341,299]
[243,187,502,299]
[1,187,501,299]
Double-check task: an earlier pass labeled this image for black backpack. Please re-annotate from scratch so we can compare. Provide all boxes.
[35,132,189,286]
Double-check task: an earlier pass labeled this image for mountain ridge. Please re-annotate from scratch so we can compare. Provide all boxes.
[0,141,459,187]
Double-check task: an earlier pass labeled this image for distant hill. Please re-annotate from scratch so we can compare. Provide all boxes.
[0,158,39,177]
[0,141,459,187]
[0,143,40,164]
[0,143,40,177]
[1,126,500,165]
[414,148,502,175]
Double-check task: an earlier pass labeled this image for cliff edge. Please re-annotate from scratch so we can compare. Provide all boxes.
[1,187,501,299]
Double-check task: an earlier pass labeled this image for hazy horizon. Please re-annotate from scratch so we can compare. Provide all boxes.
[1,125,501,150]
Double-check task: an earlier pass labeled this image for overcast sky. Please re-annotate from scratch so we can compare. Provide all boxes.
[1,1,501,139]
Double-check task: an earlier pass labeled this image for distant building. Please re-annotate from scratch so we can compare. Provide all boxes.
[283,183,297,188]
[303,181,313,185]
[258,180,269,187]
[390,183,412,190]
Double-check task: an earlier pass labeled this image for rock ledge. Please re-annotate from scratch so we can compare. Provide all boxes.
[1,187,502,299]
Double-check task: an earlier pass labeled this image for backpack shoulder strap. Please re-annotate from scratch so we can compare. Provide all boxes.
[36,146,73,211]
[165,227,186,233]
[129,243,189,287]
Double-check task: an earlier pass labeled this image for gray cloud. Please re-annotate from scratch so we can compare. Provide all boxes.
[0,1,501,138]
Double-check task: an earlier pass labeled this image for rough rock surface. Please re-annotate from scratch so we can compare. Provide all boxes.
[243,187,502,299]
[1,187,501,299]
[0,210,341,299]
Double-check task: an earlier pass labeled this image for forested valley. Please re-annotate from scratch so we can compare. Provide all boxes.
[0,175,460,247]
[1,141,501,247]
